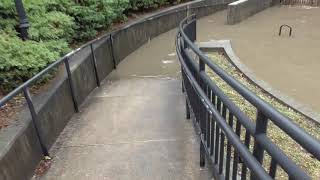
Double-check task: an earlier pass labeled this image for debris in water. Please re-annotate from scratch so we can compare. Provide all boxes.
[33,157,52,178]
[162,60,174,64]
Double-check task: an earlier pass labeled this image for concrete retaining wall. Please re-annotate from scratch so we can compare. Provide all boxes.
[0,1,229,179]
[227,0,272,24]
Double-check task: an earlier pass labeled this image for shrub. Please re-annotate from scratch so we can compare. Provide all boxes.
[0,31,69,92]
[28,11,75,42]
[0,0,180,92]
[129,0,168,10]
[65,0,129,41]
[0,0,73,92]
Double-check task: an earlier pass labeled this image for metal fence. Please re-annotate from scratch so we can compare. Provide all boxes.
[0,1,225,163]
[176,15,320,180]
[0,32,116,157]
[281,0,320,6]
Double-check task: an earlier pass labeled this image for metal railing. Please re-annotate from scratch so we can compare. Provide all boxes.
[0,33,116,157]
[176,15,320,180]
[0,1,221,159]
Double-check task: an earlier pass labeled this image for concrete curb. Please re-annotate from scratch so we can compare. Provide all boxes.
[227,0,272,24]
[199,40,320,124]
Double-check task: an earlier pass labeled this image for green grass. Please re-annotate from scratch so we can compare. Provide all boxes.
[206,52,320,179]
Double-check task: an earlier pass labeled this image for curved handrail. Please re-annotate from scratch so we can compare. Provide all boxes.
[176,14,320,179]
[178,15,320,160]
[0,2,219,108]
[176,34,273,180]
[0,1,230,159]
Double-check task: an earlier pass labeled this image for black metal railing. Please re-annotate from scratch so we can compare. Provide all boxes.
[0,2,222,160]
[0,33,116,157]
[176,15,320,180]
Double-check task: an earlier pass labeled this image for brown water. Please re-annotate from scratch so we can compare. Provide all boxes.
[114,29,180,79]
[198,7,320,113]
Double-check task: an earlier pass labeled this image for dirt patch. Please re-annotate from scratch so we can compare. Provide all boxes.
[0,94,25,129]
[32,158,52,179]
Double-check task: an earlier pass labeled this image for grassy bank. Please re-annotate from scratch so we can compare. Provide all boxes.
[206,52,320,179]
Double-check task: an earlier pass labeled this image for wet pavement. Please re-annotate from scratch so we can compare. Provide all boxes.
[38,29,211,180]
[37,5,319,179]
[198,6,320,113]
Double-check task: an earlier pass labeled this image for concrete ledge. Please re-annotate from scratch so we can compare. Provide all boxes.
[227,0,272,24]
[0,1,230,179]
[199,40,320,124]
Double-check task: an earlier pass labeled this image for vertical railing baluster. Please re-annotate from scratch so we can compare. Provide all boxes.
[241,130,251,179]
[219,104,227,174]
[186,99,190,119]
[214,96,221,164]
[210,91,215,156]
[110,34,117,69]
[232,119,241,179]
[217,98,222,113]
[206,87,211,148]
[182,77,185,93]
[225,113,234,180]
[199,56,206,168]
[269,158,277,178]
[23,88,49,157]
[90,43,100,87]
[64,57,79,113]
[251,110,268,179]
[214,110,220,164]
[232,149,239,180]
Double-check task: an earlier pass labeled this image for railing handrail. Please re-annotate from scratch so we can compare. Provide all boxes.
[0,1,217,108]
[176,35,273,180]
[178,15,320,160]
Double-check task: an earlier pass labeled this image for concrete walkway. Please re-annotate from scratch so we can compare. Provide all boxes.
[38,29,211,180]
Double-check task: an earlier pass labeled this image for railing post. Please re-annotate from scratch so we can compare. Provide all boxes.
[110,34,117,69]
[64,57,79,113]
[186,99,190,119]
[189,15,197,43]
[181,78,185,93]
[251,110,268,179]
[183,15,197,49]
[90,43,100,87]
[199,56,206,168]
[23,88,50,157]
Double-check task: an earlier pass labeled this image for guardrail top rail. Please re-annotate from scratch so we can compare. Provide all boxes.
[176,14,320,180]
[0,2,225,169]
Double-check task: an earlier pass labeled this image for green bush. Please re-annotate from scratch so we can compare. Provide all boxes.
[0,31,69,92]
[129,0,168,10]
[66,0,129,41]
[0,0,73,92]
[0,0,181,93]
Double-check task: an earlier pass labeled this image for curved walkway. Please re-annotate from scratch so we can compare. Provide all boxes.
[38,29,211,179]
[36,5,320,179]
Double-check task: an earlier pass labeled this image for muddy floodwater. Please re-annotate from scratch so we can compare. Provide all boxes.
[114,29,180,79]
[116,6,320,114]
[198,6,320,113]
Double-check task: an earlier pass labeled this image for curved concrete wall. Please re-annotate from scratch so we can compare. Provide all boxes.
[227,0,272,24]
[0,1,230,179]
